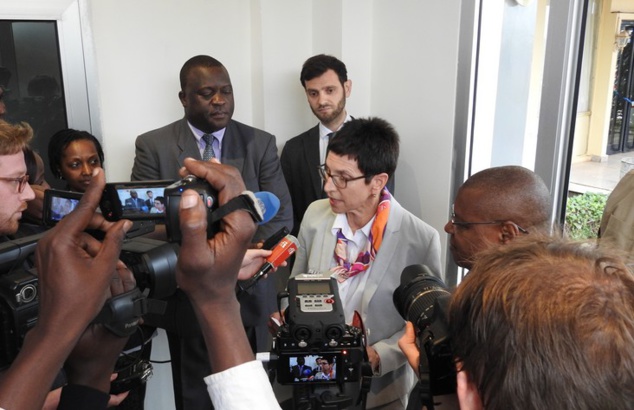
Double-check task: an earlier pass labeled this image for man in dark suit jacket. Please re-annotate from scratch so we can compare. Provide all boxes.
[124,190,146,211]
[131,55,292,410]
[281,54,393,236]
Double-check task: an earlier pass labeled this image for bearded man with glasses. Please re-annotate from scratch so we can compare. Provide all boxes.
[280,117,442,410]
[0,120,36,237]
[445,165,552,270]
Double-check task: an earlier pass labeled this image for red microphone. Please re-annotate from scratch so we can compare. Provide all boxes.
[238,235,299,291]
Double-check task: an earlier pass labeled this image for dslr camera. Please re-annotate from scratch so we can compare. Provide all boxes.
[272,275,371,409]
[392,264,455,409]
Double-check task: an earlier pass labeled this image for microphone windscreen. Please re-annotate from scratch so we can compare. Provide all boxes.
[253,191,280,225]
[267,234,299,267]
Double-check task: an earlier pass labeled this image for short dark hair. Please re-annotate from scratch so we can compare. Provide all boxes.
[180,55,224,90]
[48,129,104,178]
[320,355,335,365]
[300,54,347,87]
[327,117,399,179]
[154,196,165,205]
[450,235,634,409]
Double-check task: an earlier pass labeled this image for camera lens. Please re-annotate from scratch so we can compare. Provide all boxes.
[393,264,450,328]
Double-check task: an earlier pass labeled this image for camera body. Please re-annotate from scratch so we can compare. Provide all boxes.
[273,275,365,385]
[0,267,39,370]
[392,264,455,401]
[99,175,219,243]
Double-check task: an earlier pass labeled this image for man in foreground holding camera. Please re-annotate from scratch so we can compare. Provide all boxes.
[0,119,136,409]
[401,236,634,409]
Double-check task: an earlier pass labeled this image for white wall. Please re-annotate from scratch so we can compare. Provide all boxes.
[81,0,460,255]
[0,0,461,255]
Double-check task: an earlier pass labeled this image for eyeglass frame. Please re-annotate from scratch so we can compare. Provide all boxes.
[0,174,30,193]
[450,204,528,234]
[318,164,369,189]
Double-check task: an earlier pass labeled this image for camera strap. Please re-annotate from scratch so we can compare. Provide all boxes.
[209,191,263,224]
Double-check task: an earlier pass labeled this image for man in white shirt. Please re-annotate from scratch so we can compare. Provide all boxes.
[282,55,396,238]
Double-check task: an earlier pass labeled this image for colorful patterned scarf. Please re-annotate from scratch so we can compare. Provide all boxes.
[332,188,391,282]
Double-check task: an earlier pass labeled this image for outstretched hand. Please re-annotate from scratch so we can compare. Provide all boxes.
[35,168,132,332]
[176,158,256,304]
[65,260,137,395]
[175,158,258,374]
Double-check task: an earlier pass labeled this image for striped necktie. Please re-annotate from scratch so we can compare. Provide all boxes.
[202,134,216,161]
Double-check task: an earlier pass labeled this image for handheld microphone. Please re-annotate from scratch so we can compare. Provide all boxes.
[238,234,299,291]
[253,191,280,224]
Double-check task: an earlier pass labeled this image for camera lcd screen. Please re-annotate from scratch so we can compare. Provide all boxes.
[43,190,84,226]
[50,197,80,222]
[278,354,339,384]
[296,281,332,295]
[115,187,167,218]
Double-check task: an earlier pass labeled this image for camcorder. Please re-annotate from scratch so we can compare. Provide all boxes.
[272,275,372,409]
[1,175,270,388]
[392,264,455,410]
[44,175,222,243]
[0,234,42,370]
[0,176,229,371]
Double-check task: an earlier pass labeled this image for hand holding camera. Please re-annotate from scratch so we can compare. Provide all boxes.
[175,158,258,374]
[0,168,134,410]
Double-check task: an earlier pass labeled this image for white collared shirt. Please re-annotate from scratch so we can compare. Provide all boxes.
[330,212,375,324]
[319,113,352,165]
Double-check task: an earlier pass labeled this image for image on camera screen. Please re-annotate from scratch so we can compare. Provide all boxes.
[49,196,80,222]
[287,354,338,383]
[117,187,166,217]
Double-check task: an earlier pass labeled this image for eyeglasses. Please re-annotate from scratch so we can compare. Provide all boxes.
[450,205,528,234]
[318,164,368,189]
[0,174,30,193]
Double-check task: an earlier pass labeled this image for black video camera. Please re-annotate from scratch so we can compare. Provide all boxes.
[44,175,220,243]
[0,232,175,370]
[0,234,43,369]
[99,176,219,243]
[392,264,455,409]
[273,275,370,409]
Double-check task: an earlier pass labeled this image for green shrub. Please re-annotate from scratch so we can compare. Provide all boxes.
[565,192,608,240]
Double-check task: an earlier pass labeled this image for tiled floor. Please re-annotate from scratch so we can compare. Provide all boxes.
[569,152,634,194]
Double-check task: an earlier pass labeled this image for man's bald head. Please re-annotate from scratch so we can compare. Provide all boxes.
[460,165,551,231]
[446,166,552,269]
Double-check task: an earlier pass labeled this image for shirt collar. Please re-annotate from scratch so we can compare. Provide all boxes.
[332,211,374,240]
[319,113,352,139]
[187,121,227,145]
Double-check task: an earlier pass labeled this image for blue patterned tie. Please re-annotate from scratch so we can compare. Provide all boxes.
[202,134,216,161]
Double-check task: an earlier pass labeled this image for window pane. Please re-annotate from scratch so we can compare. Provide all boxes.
[0,20,68,185]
